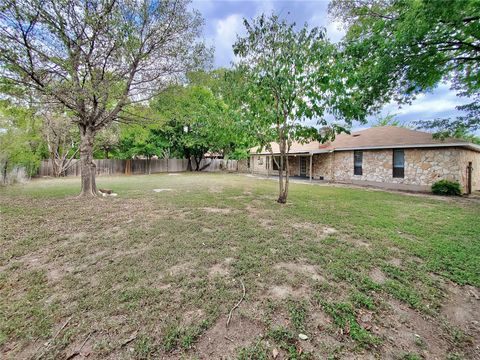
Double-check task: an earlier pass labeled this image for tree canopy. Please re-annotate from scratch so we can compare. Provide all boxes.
[329,0,480,135]
[0,0,209,195]
[233,13,369,203]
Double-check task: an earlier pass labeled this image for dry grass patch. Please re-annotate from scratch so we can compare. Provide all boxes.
[1,173,479,359]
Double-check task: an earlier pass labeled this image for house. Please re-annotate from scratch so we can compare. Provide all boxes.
[249,126,480,194]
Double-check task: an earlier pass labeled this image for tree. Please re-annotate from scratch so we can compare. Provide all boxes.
[152,84,232,170]
[188,69,260,160]
[116,122,169,174]
[42,110,79,177]
[373,113,402,127]
[0,99,43,183]
[0,0,209,195]
[233,14,368,203]
[329,0,480,135]
[94,124,120,159]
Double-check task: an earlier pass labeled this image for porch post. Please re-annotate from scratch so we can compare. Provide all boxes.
[309,154,313,182]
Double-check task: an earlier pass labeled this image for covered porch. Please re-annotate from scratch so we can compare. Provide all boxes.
[249,150,332,182]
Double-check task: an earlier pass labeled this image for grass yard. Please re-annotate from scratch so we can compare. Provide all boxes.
[1,173,479,359]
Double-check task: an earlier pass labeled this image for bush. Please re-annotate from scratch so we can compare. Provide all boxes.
[431,180,462,196]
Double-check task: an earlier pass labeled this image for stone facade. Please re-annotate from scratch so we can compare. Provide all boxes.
[249,154,301,177]
[330,148,467,191]
[250,147,480,193]
[311,153,333,180]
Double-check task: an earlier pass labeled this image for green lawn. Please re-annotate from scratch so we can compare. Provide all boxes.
[1,173,479,359]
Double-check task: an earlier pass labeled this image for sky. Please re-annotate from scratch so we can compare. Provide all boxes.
[191,0,471,131]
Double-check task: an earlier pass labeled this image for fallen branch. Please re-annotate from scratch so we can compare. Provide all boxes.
[66,331,94,360]
[121,331,138,347]
[224,336,234,342]
[33,316,72,359]
[226,279,246,328]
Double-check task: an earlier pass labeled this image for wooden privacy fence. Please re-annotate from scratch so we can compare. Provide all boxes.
[37,158,246,177]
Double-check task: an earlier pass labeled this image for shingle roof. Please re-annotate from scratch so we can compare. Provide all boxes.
[250,126,480,154]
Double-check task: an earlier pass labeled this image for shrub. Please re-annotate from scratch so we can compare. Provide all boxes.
[431,180,462,196]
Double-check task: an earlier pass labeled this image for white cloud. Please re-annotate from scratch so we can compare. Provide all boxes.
[326,20,345,43]
[379,85,469,121]
[212,13,245,67]
[191,0,215,15]
[309,10,345,43]
[254,0,274,17]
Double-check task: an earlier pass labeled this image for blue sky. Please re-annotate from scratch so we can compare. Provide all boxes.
[191,0,470,131]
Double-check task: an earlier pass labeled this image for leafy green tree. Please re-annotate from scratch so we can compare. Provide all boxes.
[329,0,480,135]
[233,14,368,203]
[94,124,120,159]
[0,0,209,196]
[42,109,79,177]
[373,113,403,127]
[152,84,232,170]
[0,100,43,183]
[187,69,258,160]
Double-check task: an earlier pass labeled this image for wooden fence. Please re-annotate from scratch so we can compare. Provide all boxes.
[37,158,246,177]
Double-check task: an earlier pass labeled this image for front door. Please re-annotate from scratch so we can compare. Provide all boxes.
[300,157,307,177]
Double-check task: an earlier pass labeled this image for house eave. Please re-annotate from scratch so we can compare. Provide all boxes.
[333,143,480,152]
[250,150,333,156]
[249,142,480,156]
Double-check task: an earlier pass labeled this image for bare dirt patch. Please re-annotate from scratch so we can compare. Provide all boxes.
[267,285,310,300]
[208,259,232,278]
[441,282,480,343]
[301,310,342,357]
[166,262,192,276]
[387,258,402,267]
[343,237,372,248]
[245,204,275,229]
[369,268,386,284]
[193,315,263,358]
[274,261,325,282]
[377,300,452,359]
[291,222,338,238]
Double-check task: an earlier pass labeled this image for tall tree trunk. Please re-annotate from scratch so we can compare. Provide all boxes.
[277,138,287,203]
[277,137,290,204]
[2,160,7,185]
[284,155,290,200]
[194,155,202,171]
[79,126,97,196]
[185,149,192,171]
[51,151,60,177]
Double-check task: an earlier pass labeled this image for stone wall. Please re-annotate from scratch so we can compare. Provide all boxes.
[311,153,333,180]
[250,147,480,192]
[250,155,301,176]
[332,147,478,192]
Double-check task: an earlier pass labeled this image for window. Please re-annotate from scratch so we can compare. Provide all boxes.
[272,156,285,171]
[354,151,363,175]
[393,149,405,178]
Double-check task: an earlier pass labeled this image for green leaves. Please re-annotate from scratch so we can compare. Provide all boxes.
[329,0,480,134]
[233,13,369,149]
